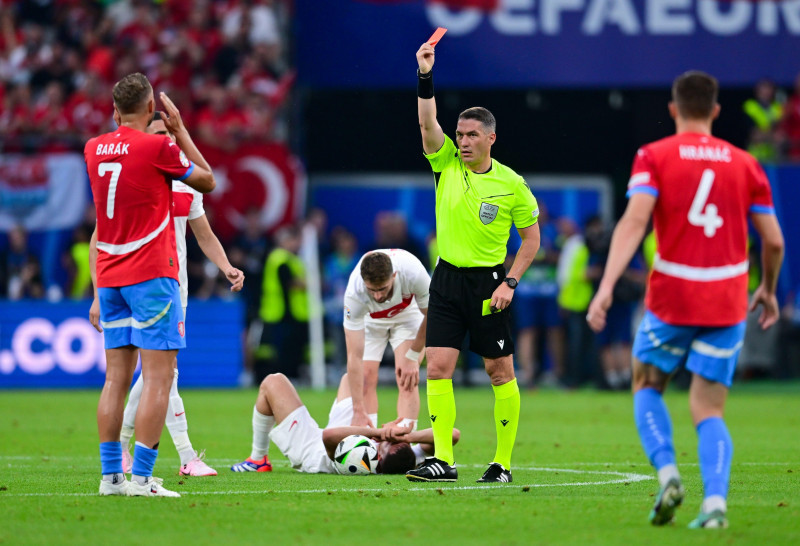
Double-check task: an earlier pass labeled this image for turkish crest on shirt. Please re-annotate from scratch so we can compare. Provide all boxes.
[479,202,499,225]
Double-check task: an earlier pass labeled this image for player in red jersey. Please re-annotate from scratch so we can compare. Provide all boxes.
[85,73,216,498]
[587,72,784,529]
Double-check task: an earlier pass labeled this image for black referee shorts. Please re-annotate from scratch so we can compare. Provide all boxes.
[426,258,514,359]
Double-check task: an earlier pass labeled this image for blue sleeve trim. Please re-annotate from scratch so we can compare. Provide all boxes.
[749,204,775,215]
[627,186,658,198]
[177,162,195,181]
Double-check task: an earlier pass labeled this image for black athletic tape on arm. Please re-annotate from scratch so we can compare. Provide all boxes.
[417,69,434,99]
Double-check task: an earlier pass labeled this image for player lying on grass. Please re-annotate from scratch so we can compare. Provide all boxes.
[230,372,460,474]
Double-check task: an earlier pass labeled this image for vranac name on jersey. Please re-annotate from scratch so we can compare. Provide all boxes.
[679,145,731,163]
[96,143,130,156]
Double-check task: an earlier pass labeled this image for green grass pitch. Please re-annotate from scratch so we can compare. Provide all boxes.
[1,382,799,545]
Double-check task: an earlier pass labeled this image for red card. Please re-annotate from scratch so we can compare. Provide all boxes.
[427,27,447,46]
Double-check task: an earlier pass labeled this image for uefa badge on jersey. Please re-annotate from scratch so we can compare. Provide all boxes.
[479,202,499,225]
[179,150,190,168]
[344,305,351,320]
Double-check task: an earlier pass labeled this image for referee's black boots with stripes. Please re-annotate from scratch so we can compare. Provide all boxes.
[476,462,513,483]
[405,457,458,482]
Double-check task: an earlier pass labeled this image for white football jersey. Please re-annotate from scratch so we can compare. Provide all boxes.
[342,249,430,330]
[172,180,205,308]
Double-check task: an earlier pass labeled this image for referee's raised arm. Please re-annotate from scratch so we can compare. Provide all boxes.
[416,43,445,155]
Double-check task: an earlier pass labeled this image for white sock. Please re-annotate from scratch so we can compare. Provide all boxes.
[164,369,195,465]
[102,472,125,484]
[398,417,418,431]
[702,495,727,514]
[411,444,426,466]
[120,425,135,451]
[250,406,275,460]
[132,474,149,486]
[369,413,378,427]
[657,464,680,488]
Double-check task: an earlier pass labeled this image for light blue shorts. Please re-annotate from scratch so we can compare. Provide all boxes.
[98,277,185,350]
[632,311,746,387]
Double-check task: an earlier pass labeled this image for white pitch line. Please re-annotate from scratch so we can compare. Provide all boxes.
[0,467,652,497]
[0,455,794,467]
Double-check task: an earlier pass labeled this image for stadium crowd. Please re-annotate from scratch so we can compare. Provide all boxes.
[0,0,294,152]
[1,0,799,387]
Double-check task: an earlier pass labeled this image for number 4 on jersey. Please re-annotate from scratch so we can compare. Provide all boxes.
[688,168,723,237]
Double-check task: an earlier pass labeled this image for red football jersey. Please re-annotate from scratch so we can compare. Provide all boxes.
[627,132,775,326]
[85,125,194,288]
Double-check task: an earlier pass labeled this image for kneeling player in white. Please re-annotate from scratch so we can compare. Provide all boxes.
[231,372,460,474]
[90,112,244,477]
[343,249,430,429]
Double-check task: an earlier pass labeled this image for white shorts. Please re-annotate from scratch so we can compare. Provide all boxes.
[269,397,354,474]
[363,314,423,362]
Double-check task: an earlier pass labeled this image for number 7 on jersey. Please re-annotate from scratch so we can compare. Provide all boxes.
[98,162,122,219]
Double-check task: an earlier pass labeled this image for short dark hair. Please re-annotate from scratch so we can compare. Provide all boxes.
[458,106,496,133]
[672,71,718,120]
[376,443,416,475]
[360,252,393,285]
[112,73,152,115]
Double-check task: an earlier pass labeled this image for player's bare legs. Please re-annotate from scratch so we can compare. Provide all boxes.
[362,359,381,426]
[232,372,305,473]
[631,358,684,525]
[97,346,138,495]
[484,354,515,386]
[515,327,535,386]
[546,326,566,383]
[688,374,731,528]
[394,339,420,426]
[256,373,304,424]
[688,374,727,425]
[98,346,138,443]
[134,349,176,448]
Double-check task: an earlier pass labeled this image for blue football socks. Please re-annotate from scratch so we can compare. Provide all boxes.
[634,388,676,470]
[697,416,733,500]
[99,441,124,476]
[131,442,159,479]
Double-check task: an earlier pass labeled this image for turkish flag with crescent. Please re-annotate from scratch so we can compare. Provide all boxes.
[198,143,307,241]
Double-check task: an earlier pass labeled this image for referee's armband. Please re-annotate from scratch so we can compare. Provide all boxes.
[417,69,434,99]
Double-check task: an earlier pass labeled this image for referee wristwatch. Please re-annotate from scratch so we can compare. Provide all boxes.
[503,277,518,289]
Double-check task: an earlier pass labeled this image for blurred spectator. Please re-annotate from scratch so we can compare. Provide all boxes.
[743,78,783,163]
[254,225,308,382]
[322,227,360,367]
[556,217,597,388]
[586,219,645,390]
[778,289,800,379]
[0,224,44,300]
[508,206,564,388]
[0,0,293,150]
[63,205,96,299]
[228,207,270,386]
[781,72,800,162]
[738,237,780,378]
[369,211,427,269]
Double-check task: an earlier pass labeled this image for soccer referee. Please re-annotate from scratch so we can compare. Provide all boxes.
[406,41,541,483]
